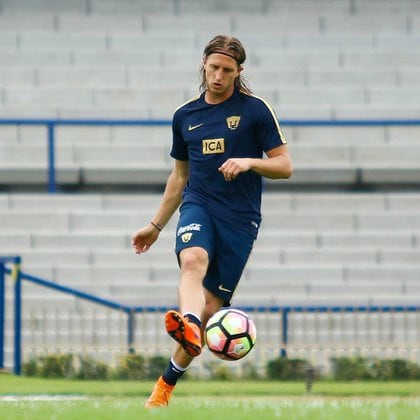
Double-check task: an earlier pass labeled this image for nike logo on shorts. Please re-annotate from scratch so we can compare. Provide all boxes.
[218,284,232,293]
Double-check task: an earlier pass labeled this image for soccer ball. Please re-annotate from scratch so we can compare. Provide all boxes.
[205,309,257,361]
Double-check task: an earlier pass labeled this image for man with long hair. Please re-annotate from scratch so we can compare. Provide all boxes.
[132,35,293,408]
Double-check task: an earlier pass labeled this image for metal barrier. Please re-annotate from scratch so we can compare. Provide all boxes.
[1,118,420,193]
[1,256,141,374]
[2,256,420,376]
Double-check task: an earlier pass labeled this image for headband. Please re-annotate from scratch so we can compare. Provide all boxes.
[208,49,240,64]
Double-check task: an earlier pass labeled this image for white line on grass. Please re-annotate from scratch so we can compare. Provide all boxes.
[0,395,89,401]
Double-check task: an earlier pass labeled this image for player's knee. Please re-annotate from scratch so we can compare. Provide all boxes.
[180,247,208,272]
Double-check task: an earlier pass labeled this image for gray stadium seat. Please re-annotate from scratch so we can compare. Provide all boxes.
[0,192,419,308]
[1,0,420,370]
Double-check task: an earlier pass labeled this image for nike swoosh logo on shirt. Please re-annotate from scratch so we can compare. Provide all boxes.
[188,123,204,131]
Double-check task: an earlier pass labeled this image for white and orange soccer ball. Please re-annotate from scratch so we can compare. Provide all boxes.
[205,309,257,361]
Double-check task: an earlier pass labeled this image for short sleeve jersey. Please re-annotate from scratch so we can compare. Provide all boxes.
[171,88,287,234]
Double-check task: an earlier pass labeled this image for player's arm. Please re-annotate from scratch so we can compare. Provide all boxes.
[218,144,293,181]
[250,144,293,179]
[132,159,189,254]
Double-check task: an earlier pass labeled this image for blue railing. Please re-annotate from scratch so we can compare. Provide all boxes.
[1,118,420,193]
[0,256,145,375]
[2,256,420,375]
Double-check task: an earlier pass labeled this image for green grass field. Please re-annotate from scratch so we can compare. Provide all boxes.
[1,374,419,419]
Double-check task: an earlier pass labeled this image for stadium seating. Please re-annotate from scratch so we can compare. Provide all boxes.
[2,189,420,370]
[1,0,420,187]
[1,0,420,370]
[1,191,420,307]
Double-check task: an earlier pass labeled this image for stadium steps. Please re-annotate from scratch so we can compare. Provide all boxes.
[2,141,420,188]
[1,192,420,307]
[0,4,419,121]
[2,0,420,371]
[1,4,419,187]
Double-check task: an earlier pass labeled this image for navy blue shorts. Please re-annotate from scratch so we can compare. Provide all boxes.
[175,203,257,306]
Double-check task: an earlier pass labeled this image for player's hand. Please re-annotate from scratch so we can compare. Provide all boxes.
[218,158,252,181]
[132,224,159,254]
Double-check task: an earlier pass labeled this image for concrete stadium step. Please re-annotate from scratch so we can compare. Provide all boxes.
[3,87,189,109]
[0,67,36,87]
[343,51,420,69]
[11,259,420,297]
[0,13,56,31]
[19,251,91,266]
[2,191,420,308]
[0,144,73,164]
[262,192,420,214]
[143,14,233,34]
[232,295,420,307]
[279,249,378,265]
[37,67,127,88]
[0,50,72,66]
[30,231,173,249]
[253,230,417,250]
[243,264,420,285]
[334,105,420,120]
[262,192,388,213]
[0,210,170,233]
[262,212,420,232]
[5,192,158,212]
[1,191,420,236]
[0,211,71,233]
[17,31,108,51]
[379,250,420,264]
[0,0,414,17]
[354,144,420,165]
[58,14,144,32]
[239,281,408,298]
[0,233,31,251]
[72,145,169,166]
[3,208,420,235]
[287,126,387,144]
[6,131,420,187]
[322,13,410,33]
[86,248,383,266]
[318,231,416,249]
[50,265,154,284]
[48,124,171,148]
[72,51,161,67]
[109,33,196,51]
[1,231,172,251]
[345,266,420,282]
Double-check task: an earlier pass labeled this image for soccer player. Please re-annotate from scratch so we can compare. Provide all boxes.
[132,34,293,408]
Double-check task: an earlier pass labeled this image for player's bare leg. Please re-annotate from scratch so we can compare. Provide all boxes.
[145,247,211,408]
[178,247,208,316]
[165,247,208,356]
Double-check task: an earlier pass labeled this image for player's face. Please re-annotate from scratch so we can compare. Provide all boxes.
[204,53,241,103]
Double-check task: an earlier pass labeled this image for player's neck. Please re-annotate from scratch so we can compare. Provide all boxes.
[204,86,234,104]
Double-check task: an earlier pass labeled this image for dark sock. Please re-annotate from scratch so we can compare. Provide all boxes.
[162,359,187,386]
[184,312,202,328]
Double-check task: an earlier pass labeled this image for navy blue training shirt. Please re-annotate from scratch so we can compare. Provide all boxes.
[171,88,287,234]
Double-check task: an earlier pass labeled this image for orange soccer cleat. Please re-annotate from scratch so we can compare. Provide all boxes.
[165,310,202,357]
[144,376,175,408]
